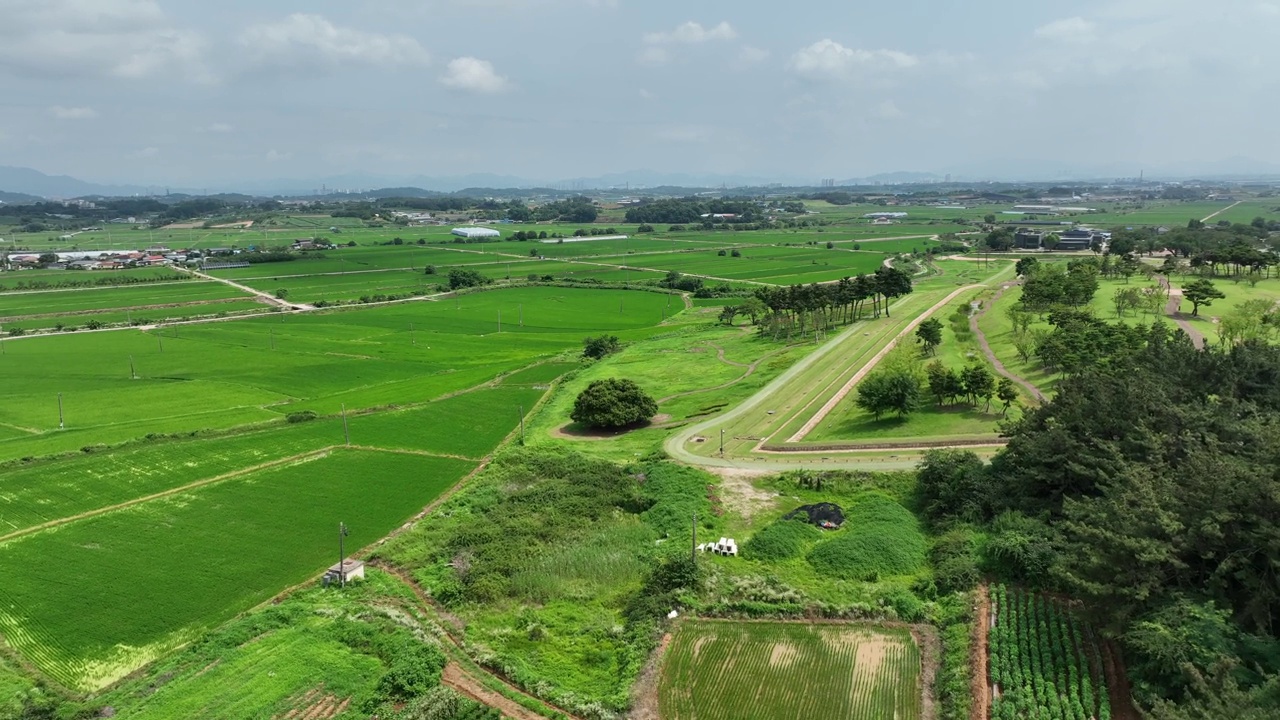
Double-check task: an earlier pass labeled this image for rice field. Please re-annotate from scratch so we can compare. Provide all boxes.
[0,448,475,691]
[0,280,250,319]
[658,621,922,720]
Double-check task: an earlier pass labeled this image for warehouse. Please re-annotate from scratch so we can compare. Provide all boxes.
[451,227,502,240]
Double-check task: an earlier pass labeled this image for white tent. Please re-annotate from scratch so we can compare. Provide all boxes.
[452,227,501,239]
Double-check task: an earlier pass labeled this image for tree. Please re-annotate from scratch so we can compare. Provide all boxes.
[1113,286,1143,317]
[916,317,943,355]
[996,376,1019,417]
[961,363,995,410]
[926,360,962,406]
[872,266,914,317]
[448,268,491,290]
[856,369,921,419]
[582,334,621,359]
[1015,257,1040,277]
[983,213,996,224]
[570,378,657,428]
[274,288,289,300]
[916,450,990,527]
[718,305,740,325]
[1181,278,1225,317]
[738,296,766,325]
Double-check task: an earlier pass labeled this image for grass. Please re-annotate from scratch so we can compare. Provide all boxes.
[0,448,474,691]
[345,386,547,458]
[741,518,824,561]
[658,620,922,720]
[805,493,927,581]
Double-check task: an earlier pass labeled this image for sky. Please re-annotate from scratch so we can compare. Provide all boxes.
[1,0,1278,188]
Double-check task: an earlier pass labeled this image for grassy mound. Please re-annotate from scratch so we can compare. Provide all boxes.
[742,519,824,561]
[805,493,926,580]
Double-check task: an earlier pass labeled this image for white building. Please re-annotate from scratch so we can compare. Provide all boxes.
[452,227,502,240]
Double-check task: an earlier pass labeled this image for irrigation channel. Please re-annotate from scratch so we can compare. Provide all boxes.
[665,261,1018,471]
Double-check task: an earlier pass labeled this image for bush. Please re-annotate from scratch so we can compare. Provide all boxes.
[930,528,980,593]
[447,268,491,290]
[582,334,621,360]
[285,410,318,423]
[742,519,823,561]
[806,494,926,580]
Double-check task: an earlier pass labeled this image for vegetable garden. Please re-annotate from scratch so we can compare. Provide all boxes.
[988,584,1111,720]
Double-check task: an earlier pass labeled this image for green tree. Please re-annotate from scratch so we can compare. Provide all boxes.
[916,317,943,355]
[581,334,621,360]
[1181,278,1225,317]
[447,268,491,290]
[916,449,990,526]
[856,364,922,420]
[961,363,995,410]
[717,305,740,325]
[1015,257,1040,277]
[926,360,962,406]
[274,288,289,300]
[996,376,1019,417]
[1113,286,1142,317]
[570,378,657,428]
[737,296,766,324]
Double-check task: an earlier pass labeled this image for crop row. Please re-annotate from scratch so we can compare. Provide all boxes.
[988,585,1111,720]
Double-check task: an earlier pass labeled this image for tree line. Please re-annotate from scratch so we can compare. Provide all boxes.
[718,266,915,340]
[916,322,1280,716]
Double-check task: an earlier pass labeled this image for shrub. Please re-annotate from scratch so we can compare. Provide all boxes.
[286,410,318,424]
[742,519,823,561]
[571,379,657,428]
[806,494,926,580]
[582,334,621,360]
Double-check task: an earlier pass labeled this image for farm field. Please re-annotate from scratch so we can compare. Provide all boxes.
[0,448,475,691]
[0,280,250,319]
[658,621,922,720]
[1,299,270,331]
[0,286,671,460]
[596,246,889,284]
[0,266,187,290]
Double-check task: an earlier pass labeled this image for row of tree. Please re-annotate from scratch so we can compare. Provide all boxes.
[719,266,915,340]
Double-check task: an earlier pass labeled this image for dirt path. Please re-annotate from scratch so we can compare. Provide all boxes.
[655,342,788,404]
[971,584,991,720]
[375,562,583,720]
[627,633,671,720]
[788,284,985,442]
[1201,199,1243,223]
[181,267,313,310]
[1157,275,1206,349]
[442,664,548,720]
[969,283,1046,403]
[1102,642,1141,720]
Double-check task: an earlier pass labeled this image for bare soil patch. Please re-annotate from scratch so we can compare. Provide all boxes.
[769,642,799,668]
[628,633,671,720]
[972,584,991,720]
[707,467,778,520]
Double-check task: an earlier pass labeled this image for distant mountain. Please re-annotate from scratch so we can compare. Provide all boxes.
[0,189,43,204]
[0,165,156,198]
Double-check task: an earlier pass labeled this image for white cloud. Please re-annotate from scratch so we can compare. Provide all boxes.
[239,14,430,69]
[203,123,233,133]
[637,46,669,66]
[1256,2,1280,15]
[643,21,736,45]
[789,39,919,79]
[440,57,509,93]
[137,146,160,158]
[49,106,98,120]
[737,46,771,66]
[1034,17,1097,43]
[0,0,209,81]
[265,149,289,162]
[638,89,656,100]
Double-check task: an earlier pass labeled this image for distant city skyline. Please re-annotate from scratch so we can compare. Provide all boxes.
[1,0,1277,189]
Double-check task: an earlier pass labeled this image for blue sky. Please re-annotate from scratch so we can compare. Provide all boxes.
[1,0,1277,186]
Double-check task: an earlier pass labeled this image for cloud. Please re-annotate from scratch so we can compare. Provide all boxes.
[137,146,160,158]
[49,106,98,120]
[265,149,289,162]
[440,57,509,93]
[737,46,771,66]
[0,0,209,81]
[1034,17,1097,43]
[874,100,904,119]
[643,21,736,45]
[239,14,430,69]
[203,123,233,133]
[789,39,919,79]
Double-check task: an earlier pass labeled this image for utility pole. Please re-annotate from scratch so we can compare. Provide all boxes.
[720,428,725,456]
[158,334,163,353]
[342,403,350,446]
[519,304,523,327]
[270,328,275,350]
[497,310,501,333]
[518,405,525,445]
[338,522,349,588]
[410,322,415,345]
[691,512,697,564]
[129,355,136,380]
[57,393,64,429]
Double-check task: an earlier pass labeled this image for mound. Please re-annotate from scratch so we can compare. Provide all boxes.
[805,494,925,580]
[782,502,845,529]
[741,519,823,561]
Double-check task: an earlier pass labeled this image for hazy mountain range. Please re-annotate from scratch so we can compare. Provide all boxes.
[2,160,1280,201]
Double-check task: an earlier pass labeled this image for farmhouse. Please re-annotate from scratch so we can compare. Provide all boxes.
[452,227,501,240]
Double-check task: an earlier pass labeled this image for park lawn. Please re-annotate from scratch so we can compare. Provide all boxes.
[0,448,475,691]
[1166,274,1280,325]
[658,620,922,720]
[0,281,250,319]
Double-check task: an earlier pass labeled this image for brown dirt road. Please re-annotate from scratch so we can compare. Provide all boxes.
[969,283,1046,403]
[1157,275,1206,348]
[971,584,991,720]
